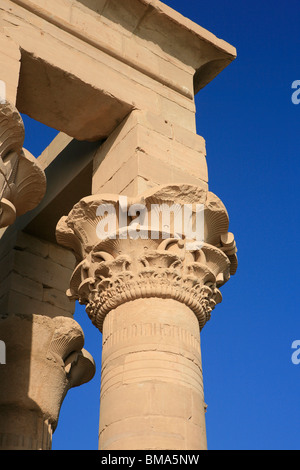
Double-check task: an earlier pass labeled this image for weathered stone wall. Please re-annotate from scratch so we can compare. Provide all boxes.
[0,231,76,319]
[92,109,208,196]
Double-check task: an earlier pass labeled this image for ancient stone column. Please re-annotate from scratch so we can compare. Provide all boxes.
[0,314,95,450]
[57,184,237,450]
[0,231,96,450]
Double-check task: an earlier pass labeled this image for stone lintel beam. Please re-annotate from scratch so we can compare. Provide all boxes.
[11,0,237,93]
[1,0,236,140]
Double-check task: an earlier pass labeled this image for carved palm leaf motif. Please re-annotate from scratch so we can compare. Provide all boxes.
[0,103,46,228]
[57,184,238,332]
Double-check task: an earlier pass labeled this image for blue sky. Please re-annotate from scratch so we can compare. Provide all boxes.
[22,0,300,450]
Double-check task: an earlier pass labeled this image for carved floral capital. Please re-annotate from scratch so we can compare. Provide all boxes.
[0,102,46,228]
[0,314,95,448]
[56,184,238,331]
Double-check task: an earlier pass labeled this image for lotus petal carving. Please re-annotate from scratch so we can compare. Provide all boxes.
[0,102,46,228]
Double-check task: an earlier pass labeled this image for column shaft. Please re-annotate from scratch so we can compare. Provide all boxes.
[0,408,52,450]
[99,298,207,451]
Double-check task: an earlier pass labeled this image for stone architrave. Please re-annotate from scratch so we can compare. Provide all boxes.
[1,0,236,141]
[0,101,46,228]
[57,184,237,450]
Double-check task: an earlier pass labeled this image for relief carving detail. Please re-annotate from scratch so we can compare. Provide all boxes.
[56,184,238,331]
[0,102,46,228]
